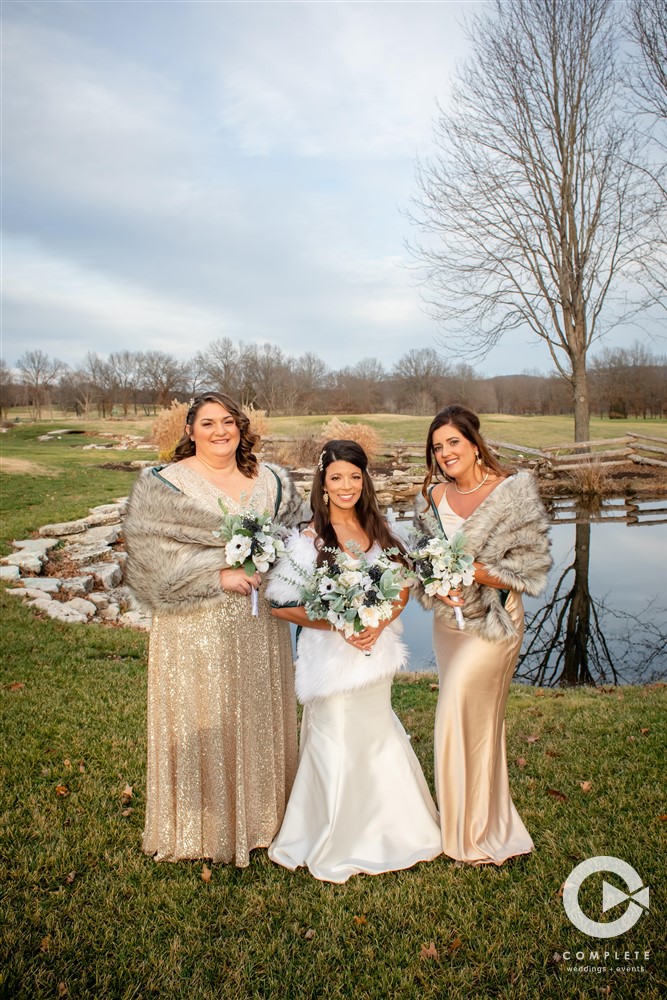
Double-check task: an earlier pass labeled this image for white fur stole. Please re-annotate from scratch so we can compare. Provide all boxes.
[265,530,408,703]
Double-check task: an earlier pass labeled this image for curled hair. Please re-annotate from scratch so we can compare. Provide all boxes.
[171,392,259,478]
[310,439,407,566]
[421,404,512,501]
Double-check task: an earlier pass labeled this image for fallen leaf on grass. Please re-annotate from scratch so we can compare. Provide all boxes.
[40,936,51,952]
[6,681,25,692]
[55,784,69,797]
[640,728,650,735]
[201,864,212,883]
[557,883,565,897]
[353,915,367,926]
[547,788,568,803]
[78,762,86,773]
[515,756,528,769]
[121,808,133,817]
[420,941,439,961]
[551,951,563,964]
[65,872,76,885]
[429,684,438,691]
[63,759,71,770]
[545,750,560,758]
[627,736,636,742]
[121,784,133,805]
[304,928,316,940]
[449,937,462,954]
[534,689,545,697]
[58,984,67,997]
[658,814,667,822]
[526,734,540,744]
[579,781,593,793]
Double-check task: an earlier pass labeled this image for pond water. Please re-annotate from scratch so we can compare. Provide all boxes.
[395,497,667,685]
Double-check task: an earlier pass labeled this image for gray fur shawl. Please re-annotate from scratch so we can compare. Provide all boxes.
[413,471,552,643]
[123,462,303,614]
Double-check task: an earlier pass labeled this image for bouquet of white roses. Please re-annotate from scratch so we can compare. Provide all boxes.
[213,502,286,616]
[288,545,411,651]
[408,529,475,630]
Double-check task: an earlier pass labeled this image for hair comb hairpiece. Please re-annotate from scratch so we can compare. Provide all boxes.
[187,397,195,409]
[317,450,326,473]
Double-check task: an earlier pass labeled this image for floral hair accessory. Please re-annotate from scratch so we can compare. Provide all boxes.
[187,397,196,409]
[317,450,326,473]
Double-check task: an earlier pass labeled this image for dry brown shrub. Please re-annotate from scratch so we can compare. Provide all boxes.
[275,434,323,469]
[319,417,382,462]
[152,400,188,461]
[243,405,268,442]
[561,460,613,497]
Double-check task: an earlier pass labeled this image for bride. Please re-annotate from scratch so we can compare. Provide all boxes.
[266,439,442,883]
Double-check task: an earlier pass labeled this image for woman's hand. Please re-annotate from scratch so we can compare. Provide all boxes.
[220,567,261,595]
[345,624,384,653]
[437,586,463,608]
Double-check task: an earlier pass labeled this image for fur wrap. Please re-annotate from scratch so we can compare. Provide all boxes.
[265,531,408,703]
[413,471,552,643]
[123,462,303,614]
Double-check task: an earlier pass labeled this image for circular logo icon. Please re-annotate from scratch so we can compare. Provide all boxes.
[563,856,650,938]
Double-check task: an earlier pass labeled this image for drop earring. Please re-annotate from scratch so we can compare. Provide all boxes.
[323,490,329,505]
[475,450,482,466]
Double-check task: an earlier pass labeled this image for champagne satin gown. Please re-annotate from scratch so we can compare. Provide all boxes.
[432,490,534,865]
[142,464,298,865]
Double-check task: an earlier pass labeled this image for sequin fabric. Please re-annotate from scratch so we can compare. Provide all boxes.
[142,463,298,865]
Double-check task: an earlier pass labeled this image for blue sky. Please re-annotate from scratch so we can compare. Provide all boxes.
[1,0,637,376]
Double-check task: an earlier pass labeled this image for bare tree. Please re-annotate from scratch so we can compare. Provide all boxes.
[627,0,667,312]
[411,0,653,443]
[16,350,67,419]
[107,351,142,417]
[393,347,449,413]
[139,351,190,410]
[195,338,241,397]
[0,359,16,418]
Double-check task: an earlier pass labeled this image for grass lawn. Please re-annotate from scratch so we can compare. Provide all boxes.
[1,421,665,998]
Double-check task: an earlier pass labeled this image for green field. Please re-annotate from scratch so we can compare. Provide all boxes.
[1,418,665,998]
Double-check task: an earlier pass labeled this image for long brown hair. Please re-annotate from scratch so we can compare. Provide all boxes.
[310,439,407,566]
[171,392,259,478]
[421,405,512,500]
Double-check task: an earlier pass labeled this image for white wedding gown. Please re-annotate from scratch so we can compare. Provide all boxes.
[268,674,442,883]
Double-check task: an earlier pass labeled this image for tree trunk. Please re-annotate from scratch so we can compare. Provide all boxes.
[571,353,591,445]
[559,521,595,686]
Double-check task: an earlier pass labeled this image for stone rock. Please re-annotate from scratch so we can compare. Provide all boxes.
[1,552,43,573]
[12,538,60,554]
[61,575,94,597]
[89,502,126,515]
[39,519,88,537]
[0,565,21,581]
[63,597,97,618]
[83,511,122,527]
[9,587,57,600]
[114,551,128,565]
[42,601,88,624]
[78,561,122,589]
[97,603,120,621]
[119,610,151,630]
[108,585,135,608]
[66,543,113,564]
[82,443,113,450]
[19,577,61,593]
[87,593,110,609]
[78,524,121,546]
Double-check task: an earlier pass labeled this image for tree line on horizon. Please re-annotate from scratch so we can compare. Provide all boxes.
[1,339,665,424]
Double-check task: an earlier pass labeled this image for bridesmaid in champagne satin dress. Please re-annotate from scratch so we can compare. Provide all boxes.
[416,406,551,866]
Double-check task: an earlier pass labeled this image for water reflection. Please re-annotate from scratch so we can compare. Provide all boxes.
[394,496,667,686]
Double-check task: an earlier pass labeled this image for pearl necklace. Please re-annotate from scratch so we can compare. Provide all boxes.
[453,471,490,495]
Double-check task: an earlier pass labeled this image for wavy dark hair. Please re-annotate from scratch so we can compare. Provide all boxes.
[171,392,259,478]
[421,404,512,501]
[310,439,407,567]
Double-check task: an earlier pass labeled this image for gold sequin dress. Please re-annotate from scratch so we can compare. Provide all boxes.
[142,463,298,865]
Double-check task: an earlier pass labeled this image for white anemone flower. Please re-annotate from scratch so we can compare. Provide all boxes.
[225,535,253,564]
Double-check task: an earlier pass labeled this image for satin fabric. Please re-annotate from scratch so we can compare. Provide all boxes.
[432,488,533,865]
[268,677,442,883]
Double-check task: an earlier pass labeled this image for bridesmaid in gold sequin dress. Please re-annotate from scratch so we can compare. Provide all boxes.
[124,393,302,865]
[415,406,551,866]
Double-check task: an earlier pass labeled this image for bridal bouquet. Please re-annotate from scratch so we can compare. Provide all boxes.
[213,503,286,616]
[408,529,475,630]
[288,546,411,650]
